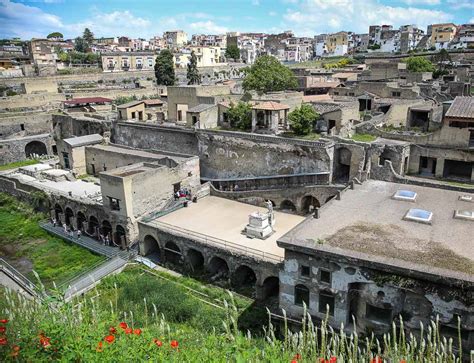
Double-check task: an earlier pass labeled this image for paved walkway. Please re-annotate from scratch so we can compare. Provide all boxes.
[41,222,130,259]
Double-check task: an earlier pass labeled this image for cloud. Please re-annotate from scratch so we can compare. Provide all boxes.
[189,21,228,34]
[269,11,277,16]
[447,0,474,10]
[401,0,440,5]
[251,0,260,5]
[282,0,452,36]
[0,0,63,38]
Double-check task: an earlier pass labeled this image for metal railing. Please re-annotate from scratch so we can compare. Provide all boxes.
[150,220,284,264]
[0,258,39,297]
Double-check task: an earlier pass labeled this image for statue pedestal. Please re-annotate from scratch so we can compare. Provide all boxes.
[244,211,274,239]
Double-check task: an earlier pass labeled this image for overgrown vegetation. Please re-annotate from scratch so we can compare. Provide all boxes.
[113,94,161,105]
[0,159,38,171]
[242,55,298,94]
[154,49,176,86]
[289,104,319,136]
[0,193,104,287]
[0,274,465,361]
[323,57,356,69]
[351,133,377,142]
[405,56,435,73]
[226,102,252,131]
[225,44,240,60]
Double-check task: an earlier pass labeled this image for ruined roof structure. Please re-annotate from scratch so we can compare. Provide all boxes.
[252,101,290,111]
[279,180,474,279]
[444,96,474,120]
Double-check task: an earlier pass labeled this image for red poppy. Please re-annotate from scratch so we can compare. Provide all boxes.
[0,337,7,345]
[124,328,133,335]
[109,326,117,334]
[133,328,142,336]
[400,361,407,363]
[104,335,115,344]
[119,322,128,330]
[96,341,103,352]
[170,340,179,348]
[153,338,163,347]
[12,345,20,352]
[0,326,5,333]
[0,319,8,324]
[371,358,382,363]
[291,360,298,363]
[330,357,337,363]
[319,359,328,363]
[294,353,301,360]
[39,334,51,348]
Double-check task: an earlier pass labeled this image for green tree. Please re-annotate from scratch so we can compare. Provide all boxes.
[405,56,435,72]
[227,102,252,130]
[242,55,297,94]
[154,49,175,86]
[187,51,200,85]
[225,45,240,60]
[47,32,63,40]
[83,28,94,45]
[74,37,87,53]
[289,104,319,136]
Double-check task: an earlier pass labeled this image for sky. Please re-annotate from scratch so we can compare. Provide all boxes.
[0,0,473,40]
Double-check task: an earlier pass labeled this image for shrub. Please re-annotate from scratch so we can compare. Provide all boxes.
[289,104,319,135]
[226,102,252,131]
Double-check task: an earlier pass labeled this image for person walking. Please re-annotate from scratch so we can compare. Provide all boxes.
[77,229,82,239]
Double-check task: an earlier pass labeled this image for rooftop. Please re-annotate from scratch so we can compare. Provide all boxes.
[444,96,474,120]
[279,180,474,276]
[63,134,103,148]
[63,97,112,106]
[252,101,290,111]
[116,100,145,109]
[88,144,189,163]
[146,196,304,260]
[187,103,216,113]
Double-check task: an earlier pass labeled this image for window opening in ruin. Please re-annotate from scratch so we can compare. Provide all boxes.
[294,284,310,306]
[318,292,335,316]
[392,91,401,97]
[109,197,120,211]
[366,303,392,324]
[20,124,25,131]
[62,152,70,169]
[320,269,331,285]
[301,265,310,277]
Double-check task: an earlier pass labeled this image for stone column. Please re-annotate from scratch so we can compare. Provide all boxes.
[251,109,257,132]
[435,157,444,178]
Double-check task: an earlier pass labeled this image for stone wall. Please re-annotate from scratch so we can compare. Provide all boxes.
[112,122,199,155]
[197,130,335,179]
[0,112,53,139]
[0,134,53,164]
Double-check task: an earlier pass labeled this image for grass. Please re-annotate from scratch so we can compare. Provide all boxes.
[351,133,377,142]
[0,193,104,287]
[280,132,321,140]
[445,180,474,189]
[0,159,38,171]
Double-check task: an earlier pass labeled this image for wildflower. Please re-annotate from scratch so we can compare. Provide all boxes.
[0,319,8,324]
[124,327,133,335]
[291,360,298,363]
[294,353,301,360]
[0,326,5,333]
[119,322,128,330]
[133,328,142,336]
[153,338,163,347]
[104,335,115,344]
[10,346,20,357]
[109,327,117,334]
[96,341,103,352]
[39,334,51,348]
[319,359,328,363]
[330,357,337,363]
[400,361,407,363]
[371,358,383,363]
[170,340,179,349]
[0,337,7,345]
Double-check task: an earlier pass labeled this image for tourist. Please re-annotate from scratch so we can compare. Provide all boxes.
[77,229,81,239]
[63,223,67,233]
[52,218,57,227]
[105,235,110,246]
[234,184,239,191]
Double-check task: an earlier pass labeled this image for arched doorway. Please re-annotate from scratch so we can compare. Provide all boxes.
[64,208,74,228]
[101,220,112,240]
[142,235,160,262]
[87,216,99,237]
[54,204,63,223]
[187,249,204,272]
[280,200,296,213]
[262,276,279,299]
[114,225,126,248]
[208,256,229,281]
[232,265,257,292]
[76,212,86,231]
[25,141,47,158]
[164,241,182,265]
[301,195,320,215]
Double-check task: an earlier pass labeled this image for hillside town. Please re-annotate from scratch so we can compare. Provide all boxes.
[0,1,473,361]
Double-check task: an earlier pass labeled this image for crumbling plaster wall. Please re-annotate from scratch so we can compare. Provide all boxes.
[197,131,334,179]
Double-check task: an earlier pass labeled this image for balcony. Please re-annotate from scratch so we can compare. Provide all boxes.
[107,64,115,70]
[136,64,143,69]
[122,65,130,71]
